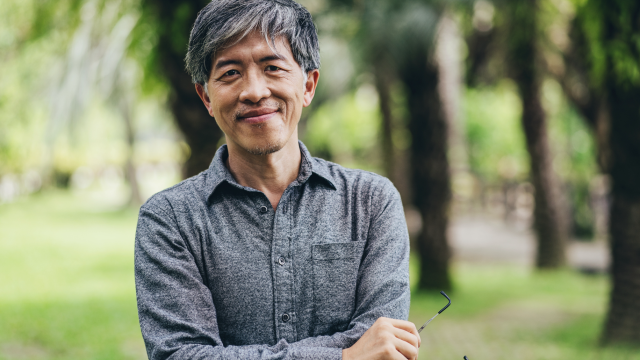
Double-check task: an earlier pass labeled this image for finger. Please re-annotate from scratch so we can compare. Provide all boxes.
[387,319,419,336]
[404,321,421,348]
[392,336,419,360]
[390,326,420,350]
[388,321,420,348]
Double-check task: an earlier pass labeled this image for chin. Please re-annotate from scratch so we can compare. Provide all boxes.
[245,140,285,156]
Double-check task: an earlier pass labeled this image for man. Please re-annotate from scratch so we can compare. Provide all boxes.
[134,0,420,359]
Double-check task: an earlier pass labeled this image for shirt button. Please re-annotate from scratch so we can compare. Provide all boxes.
[260,206,268,213]
[282,313,290,322]
[277,257,286,266]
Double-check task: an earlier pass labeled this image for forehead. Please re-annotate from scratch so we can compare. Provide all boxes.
[214,31,295,64]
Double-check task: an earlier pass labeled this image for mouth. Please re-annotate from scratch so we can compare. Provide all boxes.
[237,108,279,124]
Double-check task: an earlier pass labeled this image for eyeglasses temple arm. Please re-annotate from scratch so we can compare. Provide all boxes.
[417,291,452,334]
[417,312,438,333]
[438,291,451,314]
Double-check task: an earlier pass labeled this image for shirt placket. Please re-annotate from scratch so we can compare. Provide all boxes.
[271,187,297,343]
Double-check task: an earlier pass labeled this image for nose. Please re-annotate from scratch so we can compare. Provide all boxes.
[239,69,271,103]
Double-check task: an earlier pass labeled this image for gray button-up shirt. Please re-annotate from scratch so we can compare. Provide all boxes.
[135,141,410,359]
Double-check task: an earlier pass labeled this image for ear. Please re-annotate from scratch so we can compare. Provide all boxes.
[302,69,320,108]
[195,83,215,117]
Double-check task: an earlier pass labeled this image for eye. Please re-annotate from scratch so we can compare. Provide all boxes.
[224,69,240,77]
[265,65,281,72]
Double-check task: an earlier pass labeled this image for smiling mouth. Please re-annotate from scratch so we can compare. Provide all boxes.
[240,112,277,124]
[237,108,279,124]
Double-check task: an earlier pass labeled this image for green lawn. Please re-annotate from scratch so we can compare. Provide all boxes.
[409,265,637,359]
[0,191,637,359]
[0,191,144,360]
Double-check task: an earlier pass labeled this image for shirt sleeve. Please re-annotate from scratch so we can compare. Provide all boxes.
[134,180,410,360]
[288,178,411,348]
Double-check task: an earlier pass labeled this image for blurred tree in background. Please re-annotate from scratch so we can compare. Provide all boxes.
[504,0,568,269]
[396,2,454,291]
[325,0,464,291]
[464,0,571,269]
[562,0,640,345]
[48,0,144,204]
[139,0,224,178]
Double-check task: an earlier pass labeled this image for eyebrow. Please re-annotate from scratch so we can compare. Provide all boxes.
[214,54,286,71]
[214,59,242,71]
[259,54,285,62]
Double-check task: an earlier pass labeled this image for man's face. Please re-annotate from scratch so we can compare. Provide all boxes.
[196,31,319,156]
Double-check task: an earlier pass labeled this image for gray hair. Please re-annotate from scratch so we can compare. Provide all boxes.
[185,0,320,86]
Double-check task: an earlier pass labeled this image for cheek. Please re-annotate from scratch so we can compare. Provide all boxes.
[279,87,305,110]
[210,92,234,116]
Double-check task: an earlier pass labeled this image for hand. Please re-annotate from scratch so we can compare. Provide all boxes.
[342,317,421,360]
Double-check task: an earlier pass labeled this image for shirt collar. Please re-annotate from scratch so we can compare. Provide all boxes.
[207,140,336,198]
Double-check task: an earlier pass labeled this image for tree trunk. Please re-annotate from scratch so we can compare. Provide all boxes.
[507,0,567,268]
[400,49,452,291]
[601,77,640,345]
[373,59,395,184]
[120,96,142,206]
[521,89,567,268]
[436,14,466,174]
[142,0,224,178]
[603,197,640,344]
[560,0,640,344]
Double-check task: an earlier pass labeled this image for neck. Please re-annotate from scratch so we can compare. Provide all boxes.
[225,136,302,210]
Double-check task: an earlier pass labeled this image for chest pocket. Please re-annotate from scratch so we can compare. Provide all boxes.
[311,241,366,335]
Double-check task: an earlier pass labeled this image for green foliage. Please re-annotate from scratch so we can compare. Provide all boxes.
[169,3,197,53]
[0,0,65,174]
[463,81,529,182]
[29,0,85,42]
[543,79,597,182]
[569,181,595,238]
[577,0,640,88]
[134,0,210,95]
[0,0,183,178]
[128,7,164,96]
[463,76,598,239]
[303,86,382,172]
[542,79,598,238]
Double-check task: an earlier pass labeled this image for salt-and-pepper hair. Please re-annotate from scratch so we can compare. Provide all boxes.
[185,0,320,87]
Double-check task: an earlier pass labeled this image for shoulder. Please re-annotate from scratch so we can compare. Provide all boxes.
[139,170,210,218]
[311,156,401,205]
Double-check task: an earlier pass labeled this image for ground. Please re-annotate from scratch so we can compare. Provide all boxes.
[450,213,609,271]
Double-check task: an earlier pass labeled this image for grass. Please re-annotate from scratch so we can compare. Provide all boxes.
[0,190,637,359]
[409,263,639,359]
[0,191,145,360]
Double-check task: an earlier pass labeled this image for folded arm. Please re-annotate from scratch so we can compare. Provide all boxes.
[134,182,411,360]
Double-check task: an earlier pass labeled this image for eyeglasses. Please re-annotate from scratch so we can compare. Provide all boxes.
[417,291,451,333]
[416,291,470,360]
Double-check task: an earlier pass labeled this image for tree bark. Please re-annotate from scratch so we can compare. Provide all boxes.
[507,0,567,268]
[142,0,224,178]
[373,59,395,184]
[601,71,640,345]
[400,49,452,291]
[520,83,567,268]
[559,0,640,344]
[603,196,640,344]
